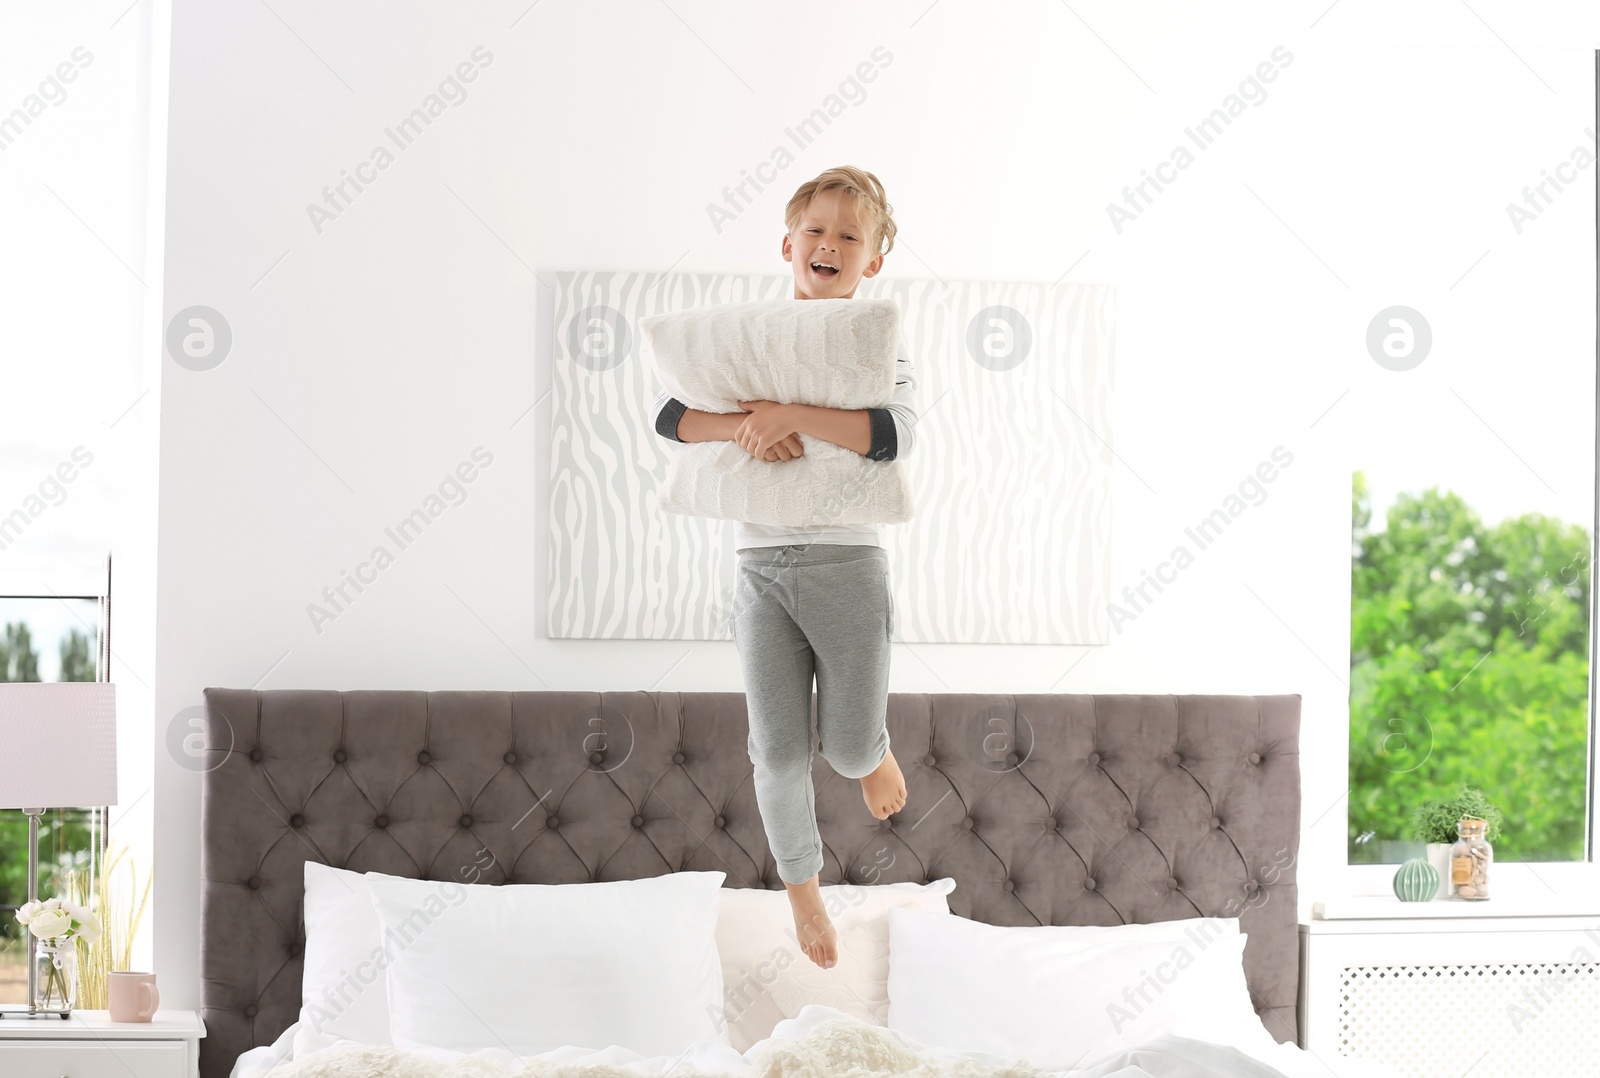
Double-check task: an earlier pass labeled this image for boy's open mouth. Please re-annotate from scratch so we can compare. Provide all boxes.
[809,261,839,279]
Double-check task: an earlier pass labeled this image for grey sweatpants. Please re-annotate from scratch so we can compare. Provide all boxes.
[732,542,894,885]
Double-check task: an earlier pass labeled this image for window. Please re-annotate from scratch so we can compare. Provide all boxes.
[1348,470,1594,865]
[0,594,106,1005]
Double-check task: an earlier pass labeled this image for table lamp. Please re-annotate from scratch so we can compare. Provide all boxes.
[0,682,118,1018]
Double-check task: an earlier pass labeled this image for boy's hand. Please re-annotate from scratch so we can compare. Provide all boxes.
[735,401,802,461]
[762,433,805,462]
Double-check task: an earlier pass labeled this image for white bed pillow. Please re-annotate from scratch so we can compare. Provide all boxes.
[1031,914,1241,946]
[295,862,390,1053]
[715,878,956,1052]
[294,865,946,1059]
[886,908,1260,1072]
[642,296,913,527]
[368,869,729,1057]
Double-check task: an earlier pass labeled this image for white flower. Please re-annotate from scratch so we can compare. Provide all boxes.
[28,908,71,941]
[15,901,42,926]
[76,910,101,946]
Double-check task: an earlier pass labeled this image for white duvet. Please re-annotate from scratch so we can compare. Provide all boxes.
[233,1005,1402,1078]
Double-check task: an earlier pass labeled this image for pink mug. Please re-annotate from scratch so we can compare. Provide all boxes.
[107,971,159,1022]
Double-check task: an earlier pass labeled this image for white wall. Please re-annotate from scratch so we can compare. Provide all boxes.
[154,0,1598,1008]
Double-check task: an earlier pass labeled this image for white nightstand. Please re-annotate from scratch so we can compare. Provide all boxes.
[0,1010,204,1078]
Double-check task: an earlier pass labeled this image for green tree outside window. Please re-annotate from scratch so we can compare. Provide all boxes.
[0,622,40,683]
[1349,471,1591,863]
[58,628,95,682]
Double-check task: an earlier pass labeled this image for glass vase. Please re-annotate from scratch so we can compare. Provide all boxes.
[34,939,77,1014]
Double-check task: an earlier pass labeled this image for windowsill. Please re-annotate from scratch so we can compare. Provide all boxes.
[1316,861,1600,922]
[1313,893,1600,920]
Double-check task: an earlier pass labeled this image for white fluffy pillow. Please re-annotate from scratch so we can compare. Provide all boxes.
[295,865,947,1059]
[886,909,1260,1071]
[1022,915,1240,947]
[715,878,956,1052]
[643,296,913,527]
[368,870,729,1056]
[294,862,391,1056]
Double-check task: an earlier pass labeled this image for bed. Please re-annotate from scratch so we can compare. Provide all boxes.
[197,689,1392,1077]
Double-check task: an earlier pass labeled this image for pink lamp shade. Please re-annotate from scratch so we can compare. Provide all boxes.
[0,683,118,809]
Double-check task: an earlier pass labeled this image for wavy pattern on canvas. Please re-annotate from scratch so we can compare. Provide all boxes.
[548,271,1115,643]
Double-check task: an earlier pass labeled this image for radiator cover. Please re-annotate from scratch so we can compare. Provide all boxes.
[1301,917,1600,1078]
[1341,962,1600,1076]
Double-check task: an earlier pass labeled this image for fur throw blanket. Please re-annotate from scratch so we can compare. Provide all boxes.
[255,1016,1051,1078]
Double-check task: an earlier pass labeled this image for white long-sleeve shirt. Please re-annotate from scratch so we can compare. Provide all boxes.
[649,337,919,552]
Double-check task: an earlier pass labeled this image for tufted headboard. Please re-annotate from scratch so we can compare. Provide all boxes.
[198,689,1302,1078]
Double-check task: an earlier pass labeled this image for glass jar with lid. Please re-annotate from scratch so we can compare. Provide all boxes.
[1449,815,1492,899]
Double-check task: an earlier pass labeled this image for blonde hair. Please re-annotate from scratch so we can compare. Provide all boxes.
[784,166,897,258]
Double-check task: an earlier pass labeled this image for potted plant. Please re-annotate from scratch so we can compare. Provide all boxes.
[1408,785,1504,898]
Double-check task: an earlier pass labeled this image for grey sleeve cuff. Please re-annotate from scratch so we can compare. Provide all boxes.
[656,397,689,442]
[866,407,898,461]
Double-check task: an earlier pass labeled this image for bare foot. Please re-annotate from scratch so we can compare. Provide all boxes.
[860,746,907,820]
[784,876,838,969]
